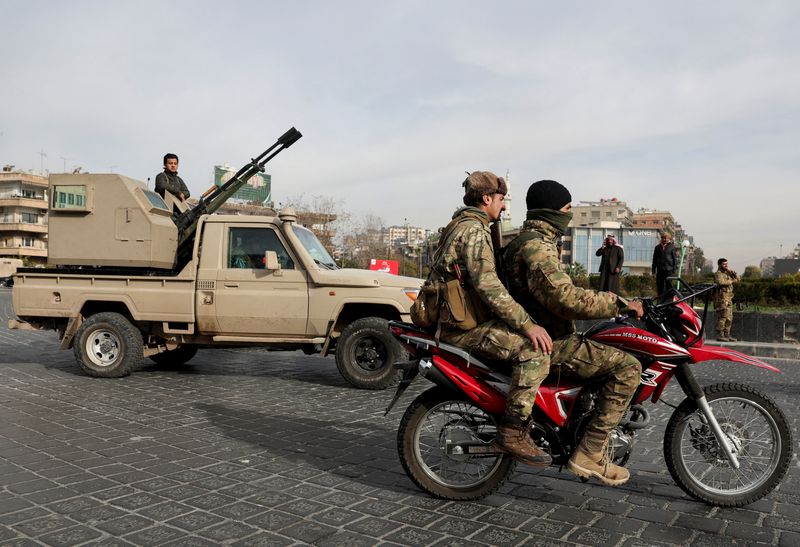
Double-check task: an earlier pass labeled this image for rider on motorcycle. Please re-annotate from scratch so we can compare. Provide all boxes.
[425,171,554,466]
[503,179,644,486]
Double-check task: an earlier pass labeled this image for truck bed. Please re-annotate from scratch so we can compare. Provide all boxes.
[13,269,195,323]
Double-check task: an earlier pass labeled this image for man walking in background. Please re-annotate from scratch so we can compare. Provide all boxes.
[596,234,624,293]
[714,258,740,341]
[652,232,678,296]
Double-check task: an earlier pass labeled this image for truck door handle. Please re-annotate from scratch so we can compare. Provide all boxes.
[223,282,239,288]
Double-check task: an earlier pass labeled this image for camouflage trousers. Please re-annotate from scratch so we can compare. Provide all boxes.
[440,319,549,421]
[715,298,733,335]
[550,333,642,435]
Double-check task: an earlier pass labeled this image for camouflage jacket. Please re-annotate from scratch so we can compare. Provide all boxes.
[432,207,534,334]
[714,269,738,298]
[504,219,622,339]
[155,171,191,199]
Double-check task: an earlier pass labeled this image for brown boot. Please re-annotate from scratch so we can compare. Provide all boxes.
[566,430,630,486]
[726,331,737,342]
[492,418,551,467]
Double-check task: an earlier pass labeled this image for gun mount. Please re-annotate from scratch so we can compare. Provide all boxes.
[173,127,302,267]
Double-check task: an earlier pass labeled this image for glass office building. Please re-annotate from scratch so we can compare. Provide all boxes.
[568,227,662,275]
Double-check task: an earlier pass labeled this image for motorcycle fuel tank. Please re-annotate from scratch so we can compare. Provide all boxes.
[591,326,690,360]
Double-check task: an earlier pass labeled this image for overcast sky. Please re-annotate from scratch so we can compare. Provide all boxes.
[2,1,799,271]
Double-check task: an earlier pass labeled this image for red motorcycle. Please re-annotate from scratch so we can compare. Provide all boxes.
[385,281,792,507]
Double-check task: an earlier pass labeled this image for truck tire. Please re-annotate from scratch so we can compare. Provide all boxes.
[149,345,198,366]
[335,317,404,390]
[73,312,143,378]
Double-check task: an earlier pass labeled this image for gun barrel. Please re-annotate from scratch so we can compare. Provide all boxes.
[173,127,302,263]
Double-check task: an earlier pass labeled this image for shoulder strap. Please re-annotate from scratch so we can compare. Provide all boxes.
[500,230,544,292]
[430,216,480,277]
[502,230,543,266]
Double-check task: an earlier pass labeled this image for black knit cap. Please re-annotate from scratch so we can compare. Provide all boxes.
[526,179,572,210]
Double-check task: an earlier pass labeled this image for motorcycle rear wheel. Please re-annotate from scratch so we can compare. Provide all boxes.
[664,382,792,507]
[397,387,516,500]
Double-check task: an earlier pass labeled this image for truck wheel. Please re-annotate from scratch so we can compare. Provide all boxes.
[149,345,198,366]
[73,312,143,378]
[335,317,404,390]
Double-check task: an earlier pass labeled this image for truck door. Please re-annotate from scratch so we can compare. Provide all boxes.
[215,226,309,335]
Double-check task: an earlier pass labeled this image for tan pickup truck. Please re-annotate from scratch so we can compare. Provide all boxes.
[11,170,421,389]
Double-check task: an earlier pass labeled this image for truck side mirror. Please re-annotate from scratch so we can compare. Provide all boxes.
[264,250,281,271]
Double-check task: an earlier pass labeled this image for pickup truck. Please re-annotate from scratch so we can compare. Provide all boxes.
[11,204,421,390]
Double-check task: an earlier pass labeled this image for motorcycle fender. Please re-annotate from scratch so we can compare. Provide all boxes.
[687,345,782,373]
[433,355,507,415]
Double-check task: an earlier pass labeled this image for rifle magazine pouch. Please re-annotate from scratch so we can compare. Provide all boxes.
[444,279,479,330]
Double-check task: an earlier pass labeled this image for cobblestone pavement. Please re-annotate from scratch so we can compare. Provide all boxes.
[1,289,798,546]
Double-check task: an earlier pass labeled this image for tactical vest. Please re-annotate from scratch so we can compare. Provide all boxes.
[502,230,575,339]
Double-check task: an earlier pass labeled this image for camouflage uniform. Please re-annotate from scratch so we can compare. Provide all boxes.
[435,207,549,421]
[154,171,191,199]
[714,268,739,339]
[504,218,641,436]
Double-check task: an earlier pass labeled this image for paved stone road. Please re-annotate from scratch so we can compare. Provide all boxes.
[1,289,798,546]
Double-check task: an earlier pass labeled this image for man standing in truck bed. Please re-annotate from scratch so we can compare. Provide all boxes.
[155,153,191,201]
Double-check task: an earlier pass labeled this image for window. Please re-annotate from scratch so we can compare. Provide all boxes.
[143,190,168,210]
[21,212,38,224]
[52,185,88,210]
[227,227,294,270]
[22,237,34,247]
[21,189,37,199]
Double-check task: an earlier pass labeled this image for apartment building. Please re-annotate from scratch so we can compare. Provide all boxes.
[0,167,48,264]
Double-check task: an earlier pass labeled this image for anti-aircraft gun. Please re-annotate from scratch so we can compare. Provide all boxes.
[173,126,302,267]
[45,127,301,273]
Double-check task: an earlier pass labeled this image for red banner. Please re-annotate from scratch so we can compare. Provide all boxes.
[369,259,399,275]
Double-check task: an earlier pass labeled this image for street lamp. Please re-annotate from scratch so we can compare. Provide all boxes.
[677,239,691,289]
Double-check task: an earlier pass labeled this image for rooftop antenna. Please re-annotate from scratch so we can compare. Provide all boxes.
[59,156,74,173]
[38,148,47,174]
[107,165,118,173]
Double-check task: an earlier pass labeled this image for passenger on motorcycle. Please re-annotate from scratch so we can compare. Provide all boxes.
[503,179,644,486]
[424,171,554,466]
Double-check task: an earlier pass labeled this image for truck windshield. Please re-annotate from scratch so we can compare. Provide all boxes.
[294,225,337,270]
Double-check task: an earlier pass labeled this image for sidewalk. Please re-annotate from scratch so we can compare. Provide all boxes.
[707,338,800,361]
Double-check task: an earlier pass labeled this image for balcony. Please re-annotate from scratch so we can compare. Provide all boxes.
[0,222,48,233]
[0,196,48,209]
[0,247,47,258]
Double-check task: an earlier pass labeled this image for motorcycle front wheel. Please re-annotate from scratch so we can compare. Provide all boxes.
[664,382,792,507]
[397,387,516,500]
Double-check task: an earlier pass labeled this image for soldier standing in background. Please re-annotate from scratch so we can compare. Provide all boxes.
[428,171,553,466]
[503,179,643,486]
[155,153,191,201]
[596,234,624,293]
[714,258,740,341]
[652,232,678,296]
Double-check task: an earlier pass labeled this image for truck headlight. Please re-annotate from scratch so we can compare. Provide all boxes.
[403,288,419,302]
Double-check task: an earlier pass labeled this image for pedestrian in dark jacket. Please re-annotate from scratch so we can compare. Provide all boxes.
[652,232,678,295]
[596,234,624,293]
